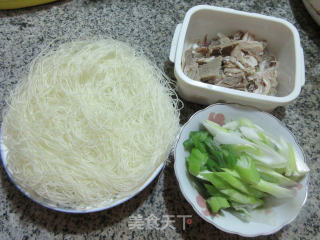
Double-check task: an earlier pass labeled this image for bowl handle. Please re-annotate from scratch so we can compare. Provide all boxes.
[299,47,306,86]
[169,23,182,63]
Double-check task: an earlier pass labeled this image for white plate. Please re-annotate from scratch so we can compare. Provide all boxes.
[174,104,309,237]
[0,134,164,213]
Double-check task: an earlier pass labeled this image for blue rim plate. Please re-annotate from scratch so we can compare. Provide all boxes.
[0,130,165,213]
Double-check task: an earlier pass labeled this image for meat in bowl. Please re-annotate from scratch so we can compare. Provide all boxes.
[182,31,278,95]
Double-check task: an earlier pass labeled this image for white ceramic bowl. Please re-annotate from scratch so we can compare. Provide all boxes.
[174,104,309,237]
[303,0,320,26]
[169,5,305,111]
[0,134,164,213]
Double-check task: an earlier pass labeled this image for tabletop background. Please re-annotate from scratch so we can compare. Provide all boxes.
[0,0,319,239]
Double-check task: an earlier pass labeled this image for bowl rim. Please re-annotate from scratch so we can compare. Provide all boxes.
[174,5,303,104]
[302,0,320,26]
[0,130,165,213]
[173,103,309,237]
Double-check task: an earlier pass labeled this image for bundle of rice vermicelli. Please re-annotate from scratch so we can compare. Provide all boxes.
[2,39,180,210]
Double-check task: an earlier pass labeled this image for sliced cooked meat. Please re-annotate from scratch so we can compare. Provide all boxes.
[209,40,242,55]
[196,46,210,56]
[183,48,194,68]
[217,33,231,44]
[184,62,200,81]
[196,56,217,65]
[182,31,278,95]
[221,76,243,86]
[241,32,255,41]
[211,45,234,57]
[232,31,245,40]
[242,55,258,68]
[199,56,222,80]
[183,48,200,81]
[238,41,264,56]
[224,67,243,75]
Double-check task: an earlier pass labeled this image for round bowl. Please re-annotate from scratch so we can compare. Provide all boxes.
[303,0,320,26]
[174,103,309,237]
[0,133,164,213]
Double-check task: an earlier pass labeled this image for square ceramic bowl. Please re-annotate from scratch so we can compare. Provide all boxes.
[174,103,309,237]
[169,5,305,111]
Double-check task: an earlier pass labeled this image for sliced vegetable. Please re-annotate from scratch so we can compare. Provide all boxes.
[220,189,264,206]
[184,117,309,218]
[203,120,250,146]
[187,148,208,176]
[235,154,260,184]
[238,118,261,130]
[183,138,194,152]
[222,120,239,130]
[231,202,251,219]
[204,183,222,196]
[200,172,230,190]
[221,145,238,168]
[218,170,265,198]
[232,144,261,156]
[252,179,293,198]
[285,143,310,178]
[203,137,225,168]
[206,158,219,172]
[191,131,209,153]
[257,165,297,187]
[215,172,251,195]
[246,144,287,169]
[239,126,261,142]
[207,196,230,213]
[221,168,240,178]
